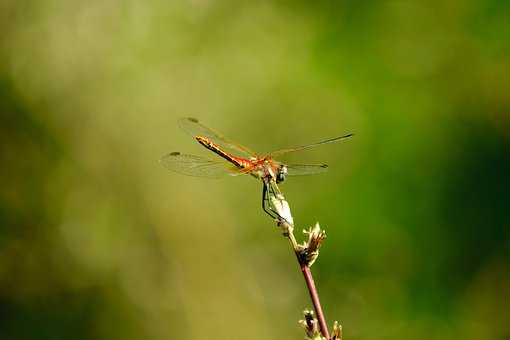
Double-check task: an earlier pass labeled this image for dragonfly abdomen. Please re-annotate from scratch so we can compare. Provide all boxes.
[195,136,250,169]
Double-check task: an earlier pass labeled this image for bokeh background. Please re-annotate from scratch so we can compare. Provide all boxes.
[1,1,509,339]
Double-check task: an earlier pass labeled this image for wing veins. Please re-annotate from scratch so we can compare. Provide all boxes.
[179,117,257,158]
[270,133,353,157]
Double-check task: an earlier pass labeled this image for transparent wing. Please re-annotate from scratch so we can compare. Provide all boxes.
[179,117,257,158]
[285,163,329,176]
[270,133,353,157]
[160,152,240,178]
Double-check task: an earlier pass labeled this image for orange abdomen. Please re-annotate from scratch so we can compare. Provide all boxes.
[195,136,252,169]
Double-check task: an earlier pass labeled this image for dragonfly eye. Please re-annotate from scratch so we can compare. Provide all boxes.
[276,165,288,183]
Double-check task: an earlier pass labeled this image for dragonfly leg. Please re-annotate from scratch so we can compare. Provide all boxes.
[261,178,294,226]
[262,180,284,220]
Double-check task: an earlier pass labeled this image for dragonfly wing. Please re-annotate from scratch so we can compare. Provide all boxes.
[178,117,257,158]
[285,163,329,176]
[270,133,353,157]
[160,152,239,178]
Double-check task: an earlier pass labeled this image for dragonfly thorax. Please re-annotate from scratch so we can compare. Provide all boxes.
[251,161,287,184]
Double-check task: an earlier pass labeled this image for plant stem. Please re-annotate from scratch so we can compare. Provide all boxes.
[268,180,332,339]
[301,265,329,339]
[286,226,330,339]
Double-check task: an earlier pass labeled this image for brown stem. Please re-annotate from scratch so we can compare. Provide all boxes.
[286,228,330,339]
[301,264,330,339]
[269,180,332,339]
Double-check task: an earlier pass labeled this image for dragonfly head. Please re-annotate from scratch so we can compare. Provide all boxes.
[276,164,288,183]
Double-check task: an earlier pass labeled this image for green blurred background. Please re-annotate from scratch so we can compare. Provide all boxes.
[1,1,509,339]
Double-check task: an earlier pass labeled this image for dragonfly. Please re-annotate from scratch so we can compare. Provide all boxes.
[161,117,353,221]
